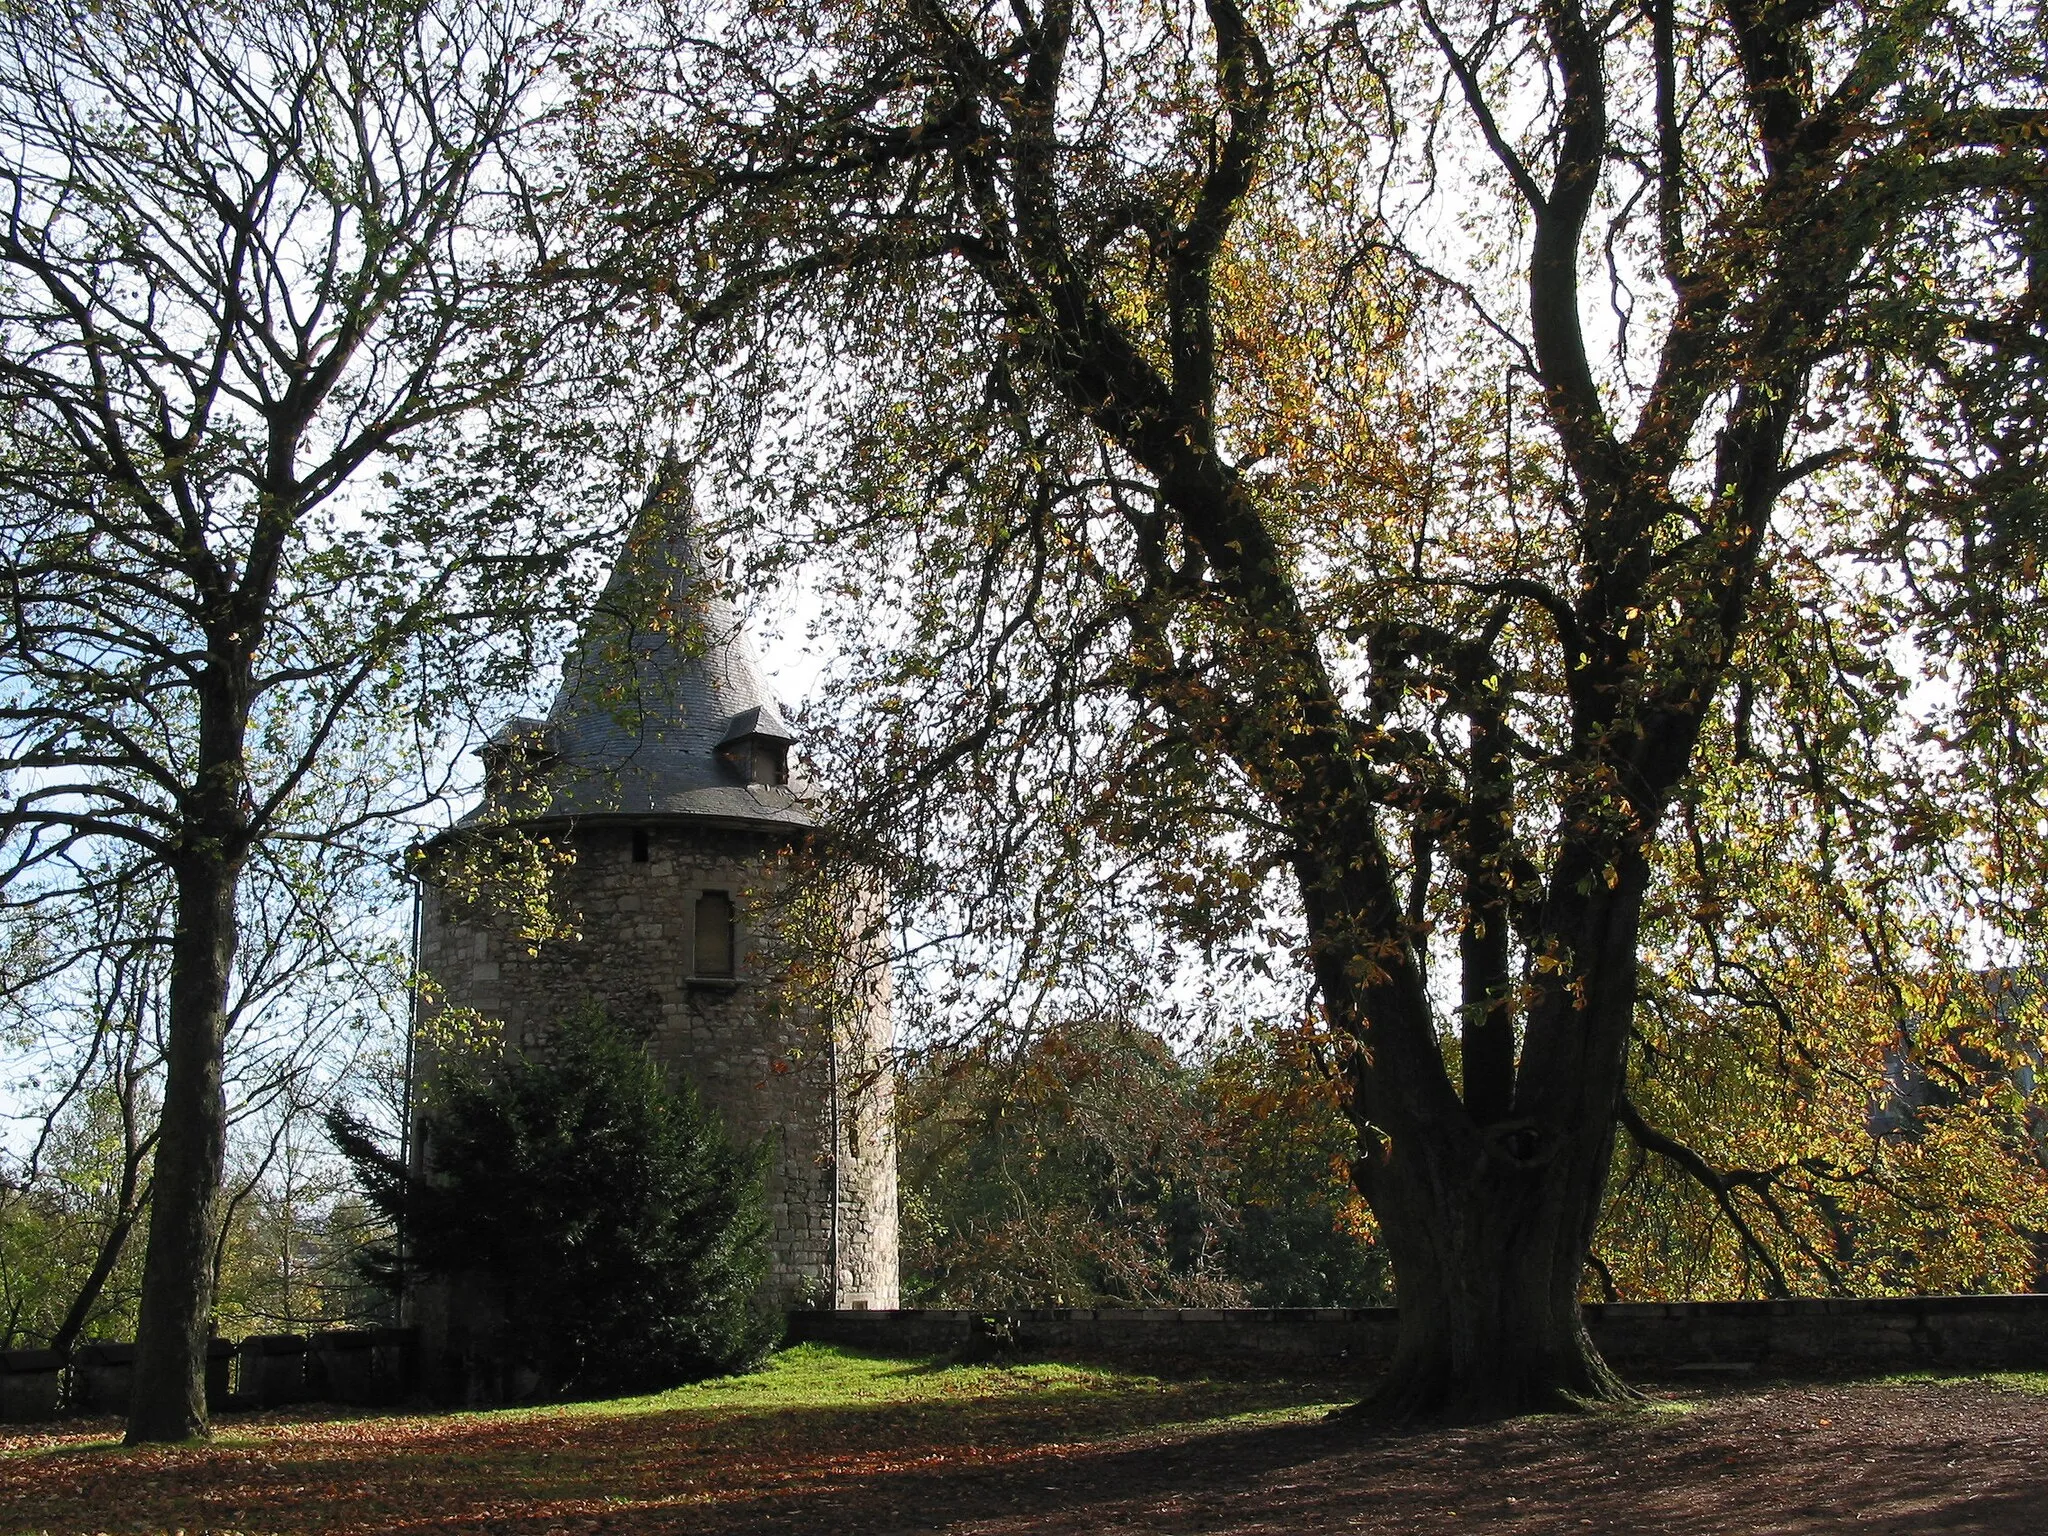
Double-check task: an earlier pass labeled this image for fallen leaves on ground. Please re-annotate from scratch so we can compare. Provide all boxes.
[4,1348,2046,1534]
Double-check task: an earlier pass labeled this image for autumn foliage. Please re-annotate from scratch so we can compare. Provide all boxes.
[901,1021,1388,1309]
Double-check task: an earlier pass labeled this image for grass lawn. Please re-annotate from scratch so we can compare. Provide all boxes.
[0,1344,1344,1535]
[7,1347,2047,1534]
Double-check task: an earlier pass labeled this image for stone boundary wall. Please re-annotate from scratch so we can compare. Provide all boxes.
[0,1329,417,1423]
[787,1295,2048,1377]
[13,1299,2041,1423]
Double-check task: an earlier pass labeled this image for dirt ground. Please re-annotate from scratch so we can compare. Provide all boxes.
[5,1371,2045,1534]
[914,1378,2048,1535]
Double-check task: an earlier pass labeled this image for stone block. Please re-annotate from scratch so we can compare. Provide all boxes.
[72,1341,134,1414]
[307,1331,377,1403]
[367,1326,419,1403]
[0,1349,61,1422]
[237,1333,308,1407]
[206,1337,235,1409]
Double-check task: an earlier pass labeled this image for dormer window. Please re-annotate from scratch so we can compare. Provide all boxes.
[725,736,789,787]
[478,717,555,806]
[718,706,796,789]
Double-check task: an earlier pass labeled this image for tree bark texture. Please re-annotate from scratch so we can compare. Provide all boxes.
[123,642,252,1456]
[125,856,237,1442]
[1367,1146,1628,1416]
[1354,1029,1637,1415]
[1300,800,1656,1415]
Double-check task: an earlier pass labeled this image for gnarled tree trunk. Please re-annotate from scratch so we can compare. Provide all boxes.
[1361,1105,1633,1417]
[1303,802,1655,1418]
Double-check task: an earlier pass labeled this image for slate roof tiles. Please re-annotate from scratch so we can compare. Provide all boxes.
[489,469,811,831]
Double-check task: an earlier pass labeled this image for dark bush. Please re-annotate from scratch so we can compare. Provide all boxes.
[330,1006,773,1396]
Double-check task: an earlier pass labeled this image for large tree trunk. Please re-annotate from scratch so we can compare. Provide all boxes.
[1358,1110,1633,1418]
[126,857,238,1443]
[1308,813,1652,1420]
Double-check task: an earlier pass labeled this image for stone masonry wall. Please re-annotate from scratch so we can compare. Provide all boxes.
[416,820,897,1318]
[789,1295,2048,1376]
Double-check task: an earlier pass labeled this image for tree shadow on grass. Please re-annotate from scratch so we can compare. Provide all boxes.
[0,1373,1336,1534]
[8,1377,2048,1534]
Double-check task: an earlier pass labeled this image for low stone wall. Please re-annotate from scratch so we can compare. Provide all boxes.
[0,1329,417,1422]
[1587,1295,2048,1374]
[788,1295,2048,1378]
[0,1351,62,1423]
[788,1307,1398,1373]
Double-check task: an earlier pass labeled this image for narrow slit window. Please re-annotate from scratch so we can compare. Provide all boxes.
[631,827,650,863]
[695,890,735,977]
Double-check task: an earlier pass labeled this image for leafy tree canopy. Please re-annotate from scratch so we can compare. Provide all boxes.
[572,0,2048,1415]
[903,1018,1389,1309]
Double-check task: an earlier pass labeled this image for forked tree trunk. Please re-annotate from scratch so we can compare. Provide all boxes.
[126,858,238,1443]
[1315,835,1652,1421]
[1359,1114,1634,1419]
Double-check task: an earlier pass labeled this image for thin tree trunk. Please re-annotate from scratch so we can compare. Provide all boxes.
[126,857,238,1443]
[49,1182,150,1361]
[52,1026,157,1360]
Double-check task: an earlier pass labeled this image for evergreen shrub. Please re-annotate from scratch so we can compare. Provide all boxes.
[330,1006,774,1396]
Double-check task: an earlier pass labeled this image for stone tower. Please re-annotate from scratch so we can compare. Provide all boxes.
[410,472,897,1383]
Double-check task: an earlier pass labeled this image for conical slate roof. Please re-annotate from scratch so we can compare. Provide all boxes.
[507,468,811,830]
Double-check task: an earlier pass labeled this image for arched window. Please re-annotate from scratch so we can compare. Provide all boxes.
[694,890,735,978]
